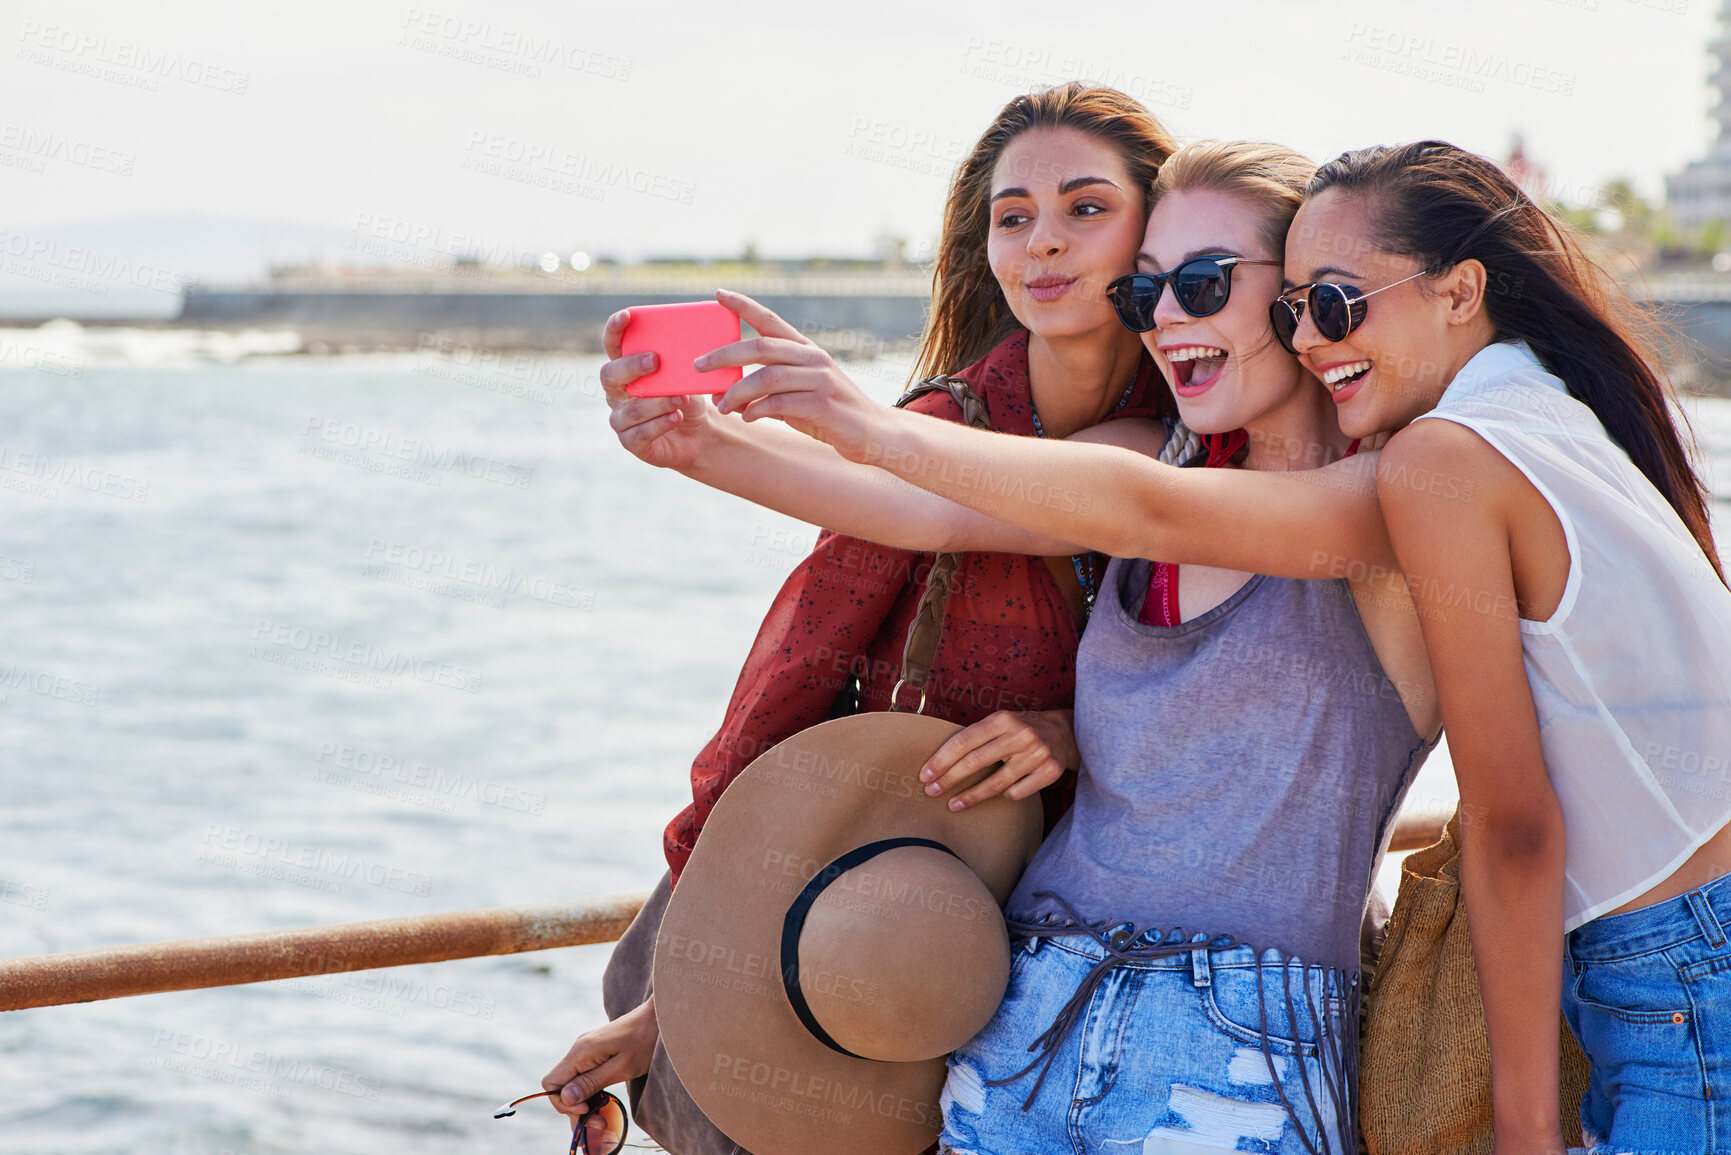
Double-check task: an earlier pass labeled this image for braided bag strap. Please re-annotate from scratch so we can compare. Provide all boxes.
[887,375,991,712]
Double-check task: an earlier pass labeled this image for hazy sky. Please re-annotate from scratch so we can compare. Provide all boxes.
[2,0,1722,264]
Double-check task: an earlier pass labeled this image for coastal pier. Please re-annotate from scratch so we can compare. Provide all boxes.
[177,267,933,356]
[168,268,1731,392]
[3,265,1729,392]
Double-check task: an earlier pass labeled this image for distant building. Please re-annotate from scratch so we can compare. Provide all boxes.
[1667,0,1731,231]
[1502,135,1550,203]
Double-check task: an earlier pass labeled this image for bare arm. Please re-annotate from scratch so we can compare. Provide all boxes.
[701,292,1395,577]
[723,379,1395,579]
[692,412,1089,556]
[600,298,1086,556]
[1377,422,1567,1155]
[870,414,1392,576]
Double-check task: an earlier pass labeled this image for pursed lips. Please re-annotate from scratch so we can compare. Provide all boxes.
[1025,275,1076,302]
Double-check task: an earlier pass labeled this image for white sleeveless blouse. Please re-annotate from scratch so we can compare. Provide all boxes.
[1418,341,1731,931]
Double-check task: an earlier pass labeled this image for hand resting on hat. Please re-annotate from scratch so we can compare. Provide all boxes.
[920,709,1078,811]
[541,994,658,1123]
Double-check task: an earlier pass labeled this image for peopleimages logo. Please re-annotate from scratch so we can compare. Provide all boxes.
[312,741,547,815]
[0,229,183,295]
[0,337,84,378]
[0,443,149,500]
[0,123,135,175]
[0,661,101,707]
[149,1029,384,1101]
[0,877,51,910]
[348,213,538,272]
[413,334,594,406]
[15,22,251,95]
[398,9,632,81]
[200,824,435,897]
[1342,25,1577,96]
[249,617,484,693]
[300,416,533,489]
[461,131,696,205]
[363,539,594,610]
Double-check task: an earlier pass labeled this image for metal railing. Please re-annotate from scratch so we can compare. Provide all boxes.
[0,893,650,1012]
[0,813,1448,1012]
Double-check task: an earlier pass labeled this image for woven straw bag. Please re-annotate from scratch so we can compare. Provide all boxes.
[1359,809,1591,1153]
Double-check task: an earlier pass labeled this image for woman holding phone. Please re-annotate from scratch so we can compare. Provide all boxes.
[539,83,1182,1152]
[603,140,1441,1154]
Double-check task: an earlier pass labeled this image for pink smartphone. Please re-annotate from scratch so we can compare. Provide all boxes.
[620,301,744,397]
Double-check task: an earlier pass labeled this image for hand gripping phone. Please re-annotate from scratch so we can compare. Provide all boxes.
[620,301,744,397]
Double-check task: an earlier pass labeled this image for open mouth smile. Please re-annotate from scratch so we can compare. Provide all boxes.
[1164,345,1228,394]
[1320,360,1372,392]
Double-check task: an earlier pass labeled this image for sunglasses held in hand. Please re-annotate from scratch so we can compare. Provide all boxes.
[495,1088,630,1155]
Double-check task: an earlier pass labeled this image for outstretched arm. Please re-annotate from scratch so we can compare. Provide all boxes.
[1377,421,1567,1155]
[852,417,1391,578]
[600,296,1087,557]
[708,294,1397,578]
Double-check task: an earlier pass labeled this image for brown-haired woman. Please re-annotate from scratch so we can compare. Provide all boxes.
[1287,141,1731,1155]
[538,83,1180,1155]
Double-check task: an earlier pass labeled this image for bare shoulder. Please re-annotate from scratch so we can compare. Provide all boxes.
[1381,417,1495,472]
[1377,418,1515,517]
[1067,417,1169,458]
[1377,420,1516,498]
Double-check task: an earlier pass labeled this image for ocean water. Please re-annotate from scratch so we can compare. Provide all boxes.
[0,340,843,1155]
[0,336,1727,1153]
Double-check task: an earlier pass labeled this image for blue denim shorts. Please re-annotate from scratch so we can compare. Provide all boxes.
[937,927,1357,1155]
[1562,871,1731,1155]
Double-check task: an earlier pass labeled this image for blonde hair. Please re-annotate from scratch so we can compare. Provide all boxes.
[1150,140,1317,260]
[912,83,1178,383]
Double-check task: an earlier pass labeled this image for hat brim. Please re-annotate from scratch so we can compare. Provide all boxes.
[654,712,1042,1155]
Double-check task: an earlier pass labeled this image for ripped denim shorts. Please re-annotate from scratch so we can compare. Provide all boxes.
[937,923,1358,1155]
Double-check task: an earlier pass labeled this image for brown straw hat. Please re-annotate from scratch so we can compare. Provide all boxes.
[653,712,1043,1155]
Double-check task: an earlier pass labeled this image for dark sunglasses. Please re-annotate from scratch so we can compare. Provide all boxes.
[495,1088,629,1155]
[1268,268,1434,354]
[1105,255,1282,332]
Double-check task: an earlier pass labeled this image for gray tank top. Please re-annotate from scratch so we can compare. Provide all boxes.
[1010,556,1431,972]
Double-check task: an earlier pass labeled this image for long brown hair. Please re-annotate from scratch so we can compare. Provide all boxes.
[911,83,1179,383]
[1309,140,1724,583]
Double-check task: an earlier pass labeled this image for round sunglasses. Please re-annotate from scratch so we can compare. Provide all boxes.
[1268,267,1435,355]
[1104,255,1282,332]
[496,1088,629,1155]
